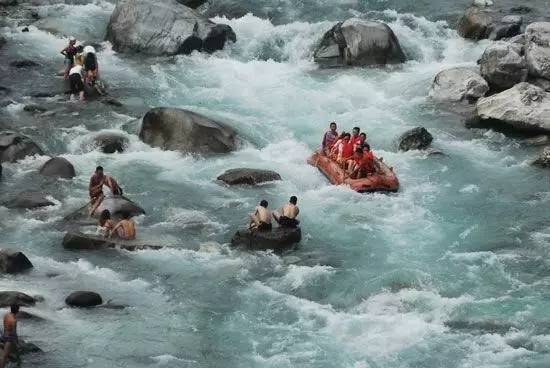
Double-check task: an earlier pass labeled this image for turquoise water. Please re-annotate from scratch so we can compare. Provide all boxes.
[1,1,550,367]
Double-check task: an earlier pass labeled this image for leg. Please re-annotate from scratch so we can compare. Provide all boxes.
[89,194,104,216]
[0,342,12,368]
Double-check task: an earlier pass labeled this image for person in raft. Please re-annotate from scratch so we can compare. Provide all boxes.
[111,212,136,240]
[68,63,85,102]
[248,200,272,231]
[348,145,377,179]
[60,36,77,79]
[273,196,300,228]
[331,133,354,166]
[89,166,123,216]
[97,209,114,238]
[321,122,338,155]
[0,305,20,368]
[350,127,362,148]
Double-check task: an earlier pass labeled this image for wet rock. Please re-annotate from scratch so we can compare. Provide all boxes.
[488,15,523,41]
[429,67,489,103]
[9,59,39,68]
[23,104,48,114]
[525,22,550,80]
[0,35,5,49]
[16,311,44,321]
[0,291,36,307]
[177,0,207,9]
[21,27,29,32]
[457,7,493,40]
[0,339,42,364]
[529,78,550,92]
[217,168,281,185]
[533,146,550,168]
[231,227,302,252]
[510,6,532,14]
[0,0,17,6]
[62,232,162,251]
[4,192,54,209]
[523,135,550,146]
[93,132,128,153]
[476,83,550,134]
[106,0,236,56]
[398,127,433,151]
[0,249,33,274]
[313,18,406,67]
[139,108,237,154]
[39,157,75,179]
[480,41,528,91]
[31,91,57,98]
[63,195,145,226]
[0,131,43,163]
[65,291,103,308]
[102,97,123,107]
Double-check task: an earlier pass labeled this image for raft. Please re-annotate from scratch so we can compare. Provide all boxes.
[307,151,399,193]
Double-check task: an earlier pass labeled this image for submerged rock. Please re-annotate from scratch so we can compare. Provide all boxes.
[65,291,103,308]
[533,147,550,168]
[398,127,433,151]
[62,232,163,251]
[39,157,75,179]
[0,131,43,163]
[4,192,54,209]
[93,132,128,153]
[313,18,406,68]
[476,83,550,134]
[429,67,489,103]
[231,227,302,252]
[9,59,39,68]
[106,0,236,56]
[139,108,237,154]
[0,249,33,274]
[23,104,48,114]
[480,41,528,91]
[217,168,281,185]
[525,22,550,80]
[0,291,36,307]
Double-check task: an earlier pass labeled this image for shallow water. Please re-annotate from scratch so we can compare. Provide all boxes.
[1,0,550,367]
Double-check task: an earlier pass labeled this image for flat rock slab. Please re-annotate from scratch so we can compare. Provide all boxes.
[231,227,302,252]
[217,168,281,185]
[63,232,163,251]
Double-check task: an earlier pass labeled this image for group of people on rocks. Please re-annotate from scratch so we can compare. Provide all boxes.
[321,122,379,179]
[88,166,136,240]
[249,196,300,232]
[61,37,101,101]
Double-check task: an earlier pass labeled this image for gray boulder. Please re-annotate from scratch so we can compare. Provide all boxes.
[313,18,406,68]
[217,168,281,185]
[429,67,489,103]
[63,232,162,251]
[533,146,550,168]
[65,291,102,307]
[231,227,302,252]
[0,291,35,307]
[39,157,75,179]
[93,132,128,153]
[106,0,236,56]
[139,108,237,154]
[488,15,523,41]
[529,78,550,92]
[476,83,550,133]
[458,7,493,40]
[525,22,550,80]
[63,196,145,227]
[0,250,33,274]
[398,127,433,151]
[0,131,43,163]
[177,0,207,8]
[480,41,528,91]
[4,192,54,209]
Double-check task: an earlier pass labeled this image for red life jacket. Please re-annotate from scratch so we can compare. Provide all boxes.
[339,142,354,159]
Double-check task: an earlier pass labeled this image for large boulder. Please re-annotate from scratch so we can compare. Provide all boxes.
[231,227,302,252]
[0,291,35,307]
[0,250,33,274]
[533,146,550,168]
[489,15,523,41]
[476,83,550,133]
[429,67,489,103]
[62,232,162,251]
[398,127,433,151]
[313,18,406,68]
[217,168,281,185]
[480,41,528,91]
[39,157,75,179]
[93,132,128,153]
[63,196,145,226]
[0,131,43,163]
[139,108,237,154]
[525,22,550,80]
[65,291,103,307]
[457,7,493,40]
[4,192,54,209]
[106,0,236,56]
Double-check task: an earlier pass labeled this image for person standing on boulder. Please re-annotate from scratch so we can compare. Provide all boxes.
[89,166,123,216]
[249,200,272,231]
[0,305,20,368]
[273,196,300,228]
[60,36,77,79]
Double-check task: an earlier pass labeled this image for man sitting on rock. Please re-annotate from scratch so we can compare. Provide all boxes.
[111,212,136,241]
[249,200,272,232]
[0,305,20,368]
[273,196,300,228]
[89,166,123,216]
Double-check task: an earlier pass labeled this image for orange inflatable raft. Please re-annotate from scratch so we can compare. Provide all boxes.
[307,151,399,193]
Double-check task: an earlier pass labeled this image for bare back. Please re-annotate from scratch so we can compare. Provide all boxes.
[3,313,16,337]
[282,204,299,219]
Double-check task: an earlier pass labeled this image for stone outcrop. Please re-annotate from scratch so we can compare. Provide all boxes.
[93,132,128,153]
[429,67,489,103]
[231,227,302,252]
[525,22,550,80]
[479,41,528,91]
[217,168,281,185]
[0,291,36,307]
[39,157,75,179]
[533,146,550,168]
[0,250,33,274]
[0,131,43,163]
[398,127,433,151]
[458,7,522,41]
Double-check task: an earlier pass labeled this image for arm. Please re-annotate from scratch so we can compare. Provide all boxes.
[110,222,122,238]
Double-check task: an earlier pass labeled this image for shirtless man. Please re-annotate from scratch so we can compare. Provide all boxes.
[88,166,123,216]
[111,212,136,241]
[0,305,20,368]
[273,196,300,228]
[248,200,272,231]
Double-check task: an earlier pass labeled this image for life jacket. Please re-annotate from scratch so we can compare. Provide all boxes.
[350,135,362,147]
[362,151,376,172]
[339,142,354,160]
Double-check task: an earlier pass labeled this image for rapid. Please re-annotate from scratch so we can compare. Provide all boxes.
[1,0,550,367]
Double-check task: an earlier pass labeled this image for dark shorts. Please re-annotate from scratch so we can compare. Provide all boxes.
[278,216,299,228]
[256,222,272,232]
[69,73,84,94]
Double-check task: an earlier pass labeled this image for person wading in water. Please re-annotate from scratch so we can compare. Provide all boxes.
[0,305,20,368]
[88,166,123,216]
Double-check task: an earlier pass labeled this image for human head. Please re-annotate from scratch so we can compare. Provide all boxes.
[99,210,111,225]
[69,36,76,45]
[96,166,104,176]
[363,143,371,152]
[260,200,268,208]
[343,133,351,141]
[289,196,297,205]
[121,211,130,220]
[338,131,347,139]
[330,122,337,131]
[354,147,363,158]
[10,305,19,314]
[360,132,367,142]
[352,127,360,136]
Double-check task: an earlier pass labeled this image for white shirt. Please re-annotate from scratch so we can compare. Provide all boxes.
[69,65,83,75]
